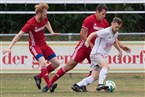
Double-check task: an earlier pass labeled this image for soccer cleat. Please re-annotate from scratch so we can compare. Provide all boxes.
[42,83,57,93]
[42,85,49,93]
[96,84,109,91]
[34,75,41,89]
[71,84,82,92]
[81,86,88,92]
[50,83,58,93]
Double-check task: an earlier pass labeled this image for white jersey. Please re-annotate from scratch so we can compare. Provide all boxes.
[91,27,118,56]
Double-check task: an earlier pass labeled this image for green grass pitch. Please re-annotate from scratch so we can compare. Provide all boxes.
[1,73,145,97]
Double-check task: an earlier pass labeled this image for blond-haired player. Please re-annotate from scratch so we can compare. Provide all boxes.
[2,2,60,92]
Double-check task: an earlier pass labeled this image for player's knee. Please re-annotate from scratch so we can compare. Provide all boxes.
[103,64,109,70]
[64,59,78,71]
[92,77,98,82]
[40,61,47,67]
[52,61,60,68]
[64,66,71,71]
[64,64,74,71]
[106,66,110,70]
[55,61,60,67]
[91,73,99,80]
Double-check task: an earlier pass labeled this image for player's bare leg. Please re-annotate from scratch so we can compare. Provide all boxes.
[41,57,60,93]
[34,56,49,89]
[42,59,78,92]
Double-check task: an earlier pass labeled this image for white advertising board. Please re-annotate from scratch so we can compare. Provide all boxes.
[0,41,145,73]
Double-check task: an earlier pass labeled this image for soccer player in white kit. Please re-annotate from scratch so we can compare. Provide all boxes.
[72,17,131,92]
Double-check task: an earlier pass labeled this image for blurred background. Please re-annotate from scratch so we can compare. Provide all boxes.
[0,0,145,41]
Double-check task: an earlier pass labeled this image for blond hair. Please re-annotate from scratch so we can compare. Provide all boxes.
[35,2,49,14]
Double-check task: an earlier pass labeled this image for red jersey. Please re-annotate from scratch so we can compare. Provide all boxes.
[71,14,109,63]
[21,16,48,47]
[77,14,109,47]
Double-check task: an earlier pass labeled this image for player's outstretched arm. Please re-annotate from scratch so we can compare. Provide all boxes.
[2,31,24,54]
[114,39,122,60]
[116,39,131,53]
[85,32,97,48]
[45,21,61,36]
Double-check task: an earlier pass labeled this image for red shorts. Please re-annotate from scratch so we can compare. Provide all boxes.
[71,45,91,63]
[29,44,55,60]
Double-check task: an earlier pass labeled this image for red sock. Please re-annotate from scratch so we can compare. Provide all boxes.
[49,67,66,87]
[38,66,50,86]
[43,73,50,87]
[47,64,55,73]
[38,66,48,79]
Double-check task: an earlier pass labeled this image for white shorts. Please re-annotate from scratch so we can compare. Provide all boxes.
[89,53,106,71]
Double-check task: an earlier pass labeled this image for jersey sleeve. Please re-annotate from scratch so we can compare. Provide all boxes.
[96,29,109,38]
[21,22,31,33]
[115,32,119,39]
[82,17,92,30]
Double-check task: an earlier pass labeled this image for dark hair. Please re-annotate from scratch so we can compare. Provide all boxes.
[96,4,108,12]
[112,17,122,25]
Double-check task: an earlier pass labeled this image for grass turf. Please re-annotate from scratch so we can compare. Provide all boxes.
[1,73,145,97]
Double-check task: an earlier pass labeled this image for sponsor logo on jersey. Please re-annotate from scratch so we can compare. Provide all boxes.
[93,23,104,31]
[34,26,45,32]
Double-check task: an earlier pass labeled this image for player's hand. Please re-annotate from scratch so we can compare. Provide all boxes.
[118,51,122,60]
[2,48,11,54]
[121,46,131,53]
[51,33,61,36]
[85,41,89,48]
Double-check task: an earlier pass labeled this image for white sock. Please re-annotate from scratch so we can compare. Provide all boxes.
[77,76,95,87]
[98,67,108,85]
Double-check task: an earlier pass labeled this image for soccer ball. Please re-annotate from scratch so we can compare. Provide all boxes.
[104,80,116,93]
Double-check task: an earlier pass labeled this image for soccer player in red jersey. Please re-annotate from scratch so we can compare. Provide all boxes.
[2,2,60,92]
[42,4,131,92]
